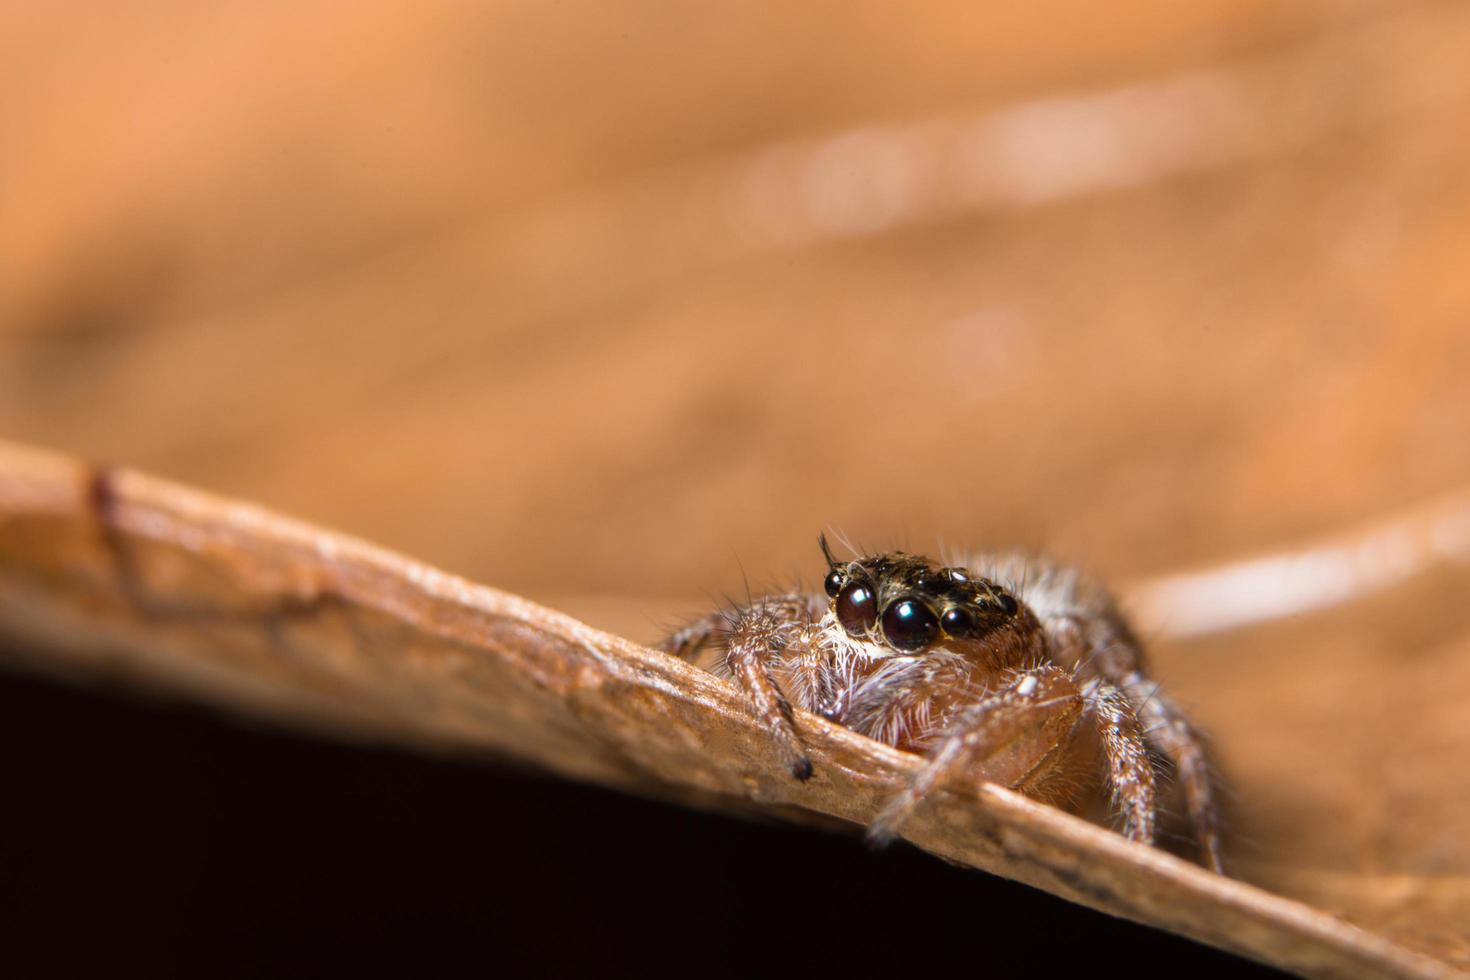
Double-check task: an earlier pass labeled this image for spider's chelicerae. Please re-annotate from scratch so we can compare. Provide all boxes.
[662,537,1223,872]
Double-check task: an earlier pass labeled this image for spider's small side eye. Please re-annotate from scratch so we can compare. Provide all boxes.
[993,590,1019,615]
[940,606,974,637]
[882,598,938,652]
[835,581,878,635]
[823,569,845,598]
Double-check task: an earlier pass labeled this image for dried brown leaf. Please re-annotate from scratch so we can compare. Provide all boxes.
[0,439,1457,978]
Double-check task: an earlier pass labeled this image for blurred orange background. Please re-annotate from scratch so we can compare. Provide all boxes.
[6,0,1470,966]
[6,2,1469,608]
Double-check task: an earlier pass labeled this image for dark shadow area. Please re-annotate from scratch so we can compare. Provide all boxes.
[0,658,1281,978]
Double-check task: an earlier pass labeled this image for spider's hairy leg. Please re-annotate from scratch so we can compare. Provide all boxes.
[660,610,728,660]
[661,593,825,662]
[867,665,1085,845]
[1084,678,1158,847]
[722,596,818,781]
[1125,678,1224,872]
[1046,610,1224,871]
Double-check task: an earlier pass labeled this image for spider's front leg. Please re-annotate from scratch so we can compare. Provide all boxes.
[662,594,825,662]
[660,610,728,661]
[665,594,821,781]
[867,666,1158,847]
[868,665,1086,843]
[1084,677,1158,847]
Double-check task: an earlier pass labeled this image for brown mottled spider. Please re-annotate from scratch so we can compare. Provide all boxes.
[662,536,1223,872]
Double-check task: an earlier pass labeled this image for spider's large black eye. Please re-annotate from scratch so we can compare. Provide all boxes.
[823,569,845,598]
[882,598,938,652]
[940,606,974,637]
[835,581,878,635]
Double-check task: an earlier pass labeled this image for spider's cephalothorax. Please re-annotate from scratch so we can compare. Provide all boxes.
[662,536,1225,872]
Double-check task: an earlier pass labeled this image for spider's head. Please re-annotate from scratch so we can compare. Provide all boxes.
[818,535,1021,656]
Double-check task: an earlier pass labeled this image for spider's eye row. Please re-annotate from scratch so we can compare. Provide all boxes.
[823,569,845,598]
[882,597,939,652]
[835,581,878,635]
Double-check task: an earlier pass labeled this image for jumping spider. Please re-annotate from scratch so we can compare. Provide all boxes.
[662,537,1223,872]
